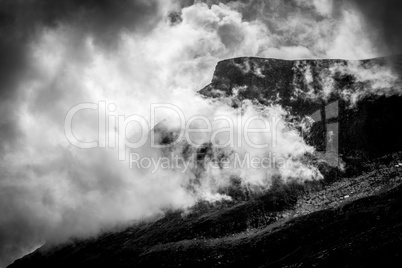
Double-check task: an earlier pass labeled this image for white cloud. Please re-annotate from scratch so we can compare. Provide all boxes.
[0,1,396,265]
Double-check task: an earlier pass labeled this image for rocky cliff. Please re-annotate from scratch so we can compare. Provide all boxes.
[199,56,402,156]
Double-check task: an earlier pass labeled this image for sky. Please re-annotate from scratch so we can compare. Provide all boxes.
[0,0,401,266]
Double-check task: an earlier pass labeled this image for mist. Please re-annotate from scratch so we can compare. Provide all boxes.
[0,0,400,266]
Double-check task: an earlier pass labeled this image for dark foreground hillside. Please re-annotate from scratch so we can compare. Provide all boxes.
[9,56,402,267]
[8,154,402,268]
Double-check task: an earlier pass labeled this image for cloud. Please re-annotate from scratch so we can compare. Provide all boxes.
[295,0,335,16]
[348,0,402,55]
[0,0,400,266]
[0,0,168,163]
[0,1,170,266]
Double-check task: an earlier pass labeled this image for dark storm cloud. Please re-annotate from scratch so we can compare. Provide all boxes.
[347,0,402,55]
[0,1,165,266]
[172,0,346,51]
[176,0,338,20]
[176,0,402,55]
[0,0,162,97]
[0,0,164,149]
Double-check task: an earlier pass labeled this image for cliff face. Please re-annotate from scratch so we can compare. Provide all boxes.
[199,56,402,156]
[199,57,326,114]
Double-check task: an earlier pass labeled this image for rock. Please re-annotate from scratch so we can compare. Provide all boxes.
[199,55,402,157]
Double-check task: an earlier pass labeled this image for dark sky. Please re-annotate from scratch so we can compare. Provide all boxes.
[0,0,162,97]
[177,0,402,54]
[350,0,402,54]
[0,0,401,102]
[0,1,165,266]
[0,0,164,170]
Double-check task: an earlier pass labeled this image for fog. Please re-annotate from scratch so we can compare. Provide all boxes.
[0,0,400,266]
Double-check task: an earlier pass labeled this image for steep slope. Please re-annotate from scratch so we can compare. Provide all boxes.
[137,180,402,268]
[8,154,402,268]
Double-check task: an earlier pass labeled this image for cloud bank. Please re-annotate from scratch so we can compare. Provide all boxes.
[0,0,400,266]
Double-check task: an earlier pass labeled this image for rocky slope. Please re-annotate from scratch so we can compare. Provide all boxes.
[8,153,402,268]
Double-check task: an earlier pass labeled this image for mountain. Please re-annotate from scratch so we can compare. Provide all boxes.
[8,56,402,267]
[199,56,402,156]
